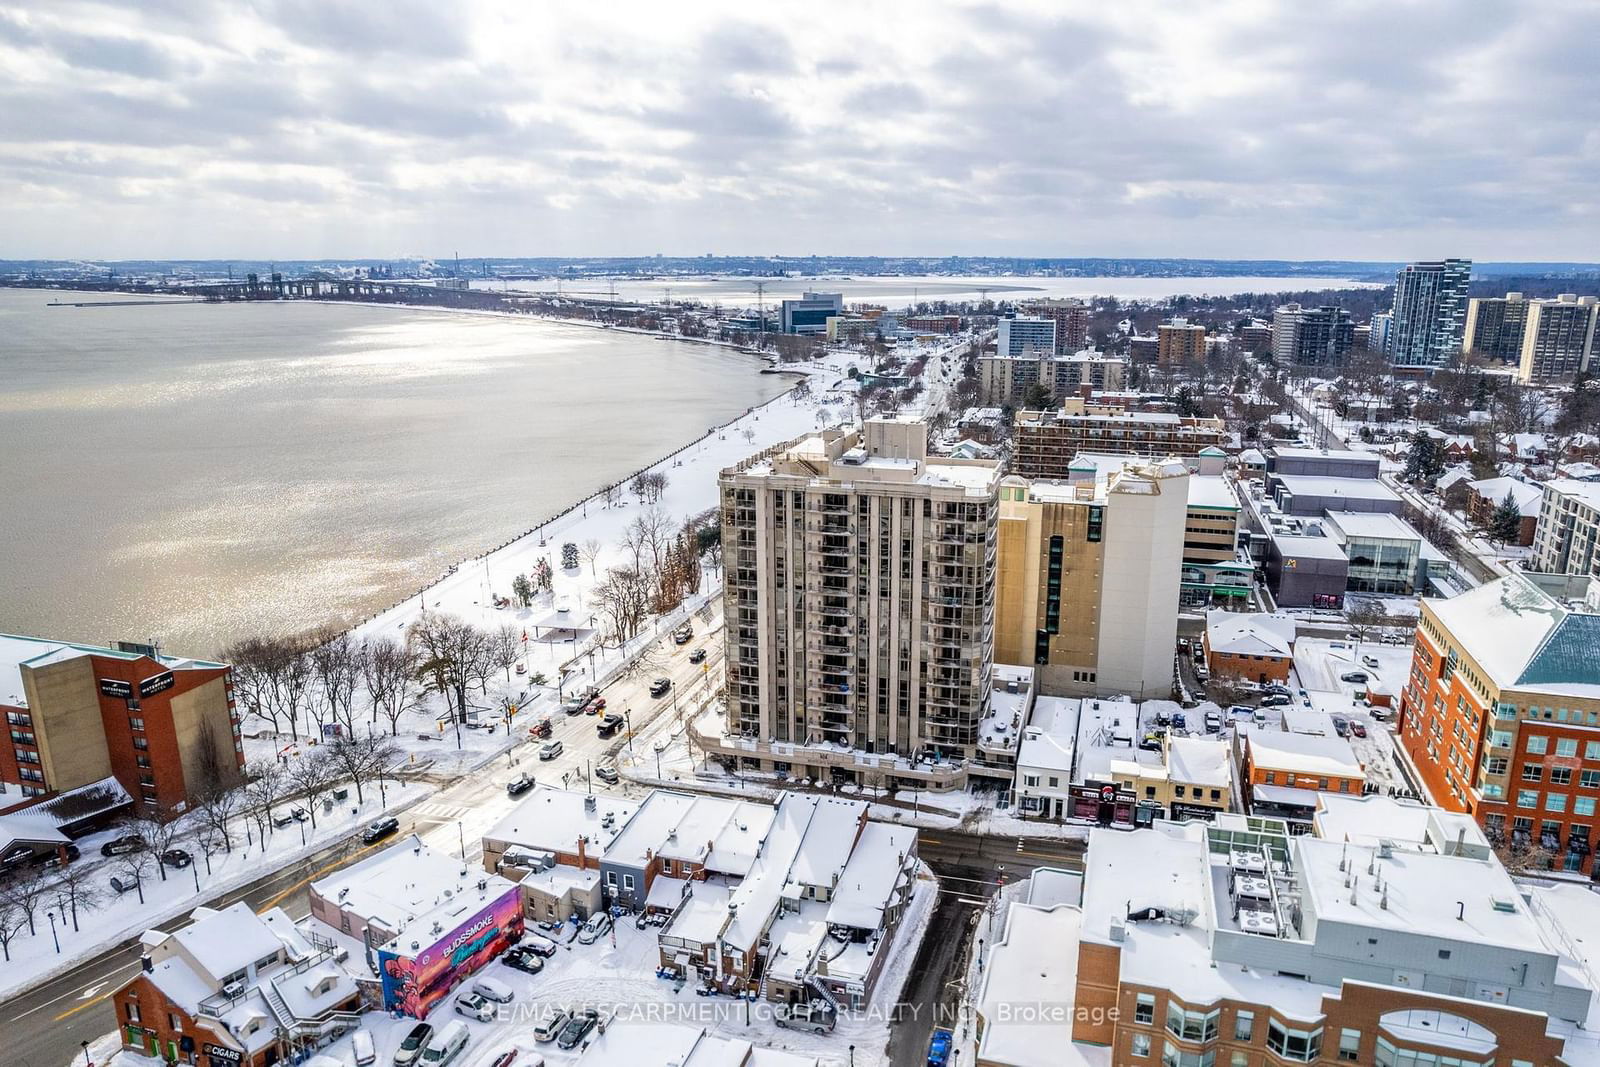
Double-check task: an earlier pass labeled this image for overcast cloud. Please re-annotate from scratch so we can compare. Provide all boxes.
[1,0,1596,260]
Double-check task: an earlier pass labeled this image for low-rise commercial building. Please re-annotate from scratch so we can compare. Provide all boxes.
[482,786,639,922]
[0,634,241,815]
[1204,611,1297,683]
[1238,724,1366,824]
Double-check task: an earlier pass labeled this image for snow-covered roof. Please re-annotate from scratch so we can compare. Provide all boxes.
[0,810,70,853]
[1323,509,1426,542]
[1270,445,1374,462]
[1205,609,1296,657]
[1271,532,1349,561]
[1015,696,1081,774]
[484,785,638,860]
[603,790,775,876]
[826,822,915,930]
[1242,725,1364,780]
[663,881,731,945]
[1425,574,1600,698]
[1239,448,1267,465]
[977,901,1108,1067]
[1543,479,1600,511]
[1312,794,1488,855]
[308,834,519,955]
[1167,736,1230,789]
[0,631,223,708]
[1188,474,1239,511]
[1435,465,1474,491]
[1273,473,1400,503]
[577,1023,817,1067]
[786,796,865,891]
[1467,477,1543,517]
[171,903,285,985]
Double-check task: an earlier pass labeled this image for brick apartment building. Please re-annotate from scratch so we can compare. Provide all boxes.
[2,634,241,816]
[1012,408,1227,477]
[1400,573,1600,872]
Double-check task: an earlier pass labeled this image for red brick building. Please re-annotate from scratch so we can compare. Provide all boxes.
[1,634,241,816]
[1400,574,1600,873]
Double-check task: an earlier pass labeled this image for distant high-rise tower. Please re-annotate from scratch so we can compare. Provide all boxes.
[1463,292,1530,364]
[1388,259,1471,369]
[1272,304,1355,369]
[1518,294,1598,384]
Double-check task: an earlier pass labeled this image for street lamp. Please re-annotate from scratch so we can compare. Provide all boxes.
[625,707,633,753]
[48,910,60,954]
[82,1039,92,1067]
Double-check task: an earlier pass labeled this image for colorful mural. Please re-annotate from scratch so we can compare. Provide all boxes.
[377,887,524,1017]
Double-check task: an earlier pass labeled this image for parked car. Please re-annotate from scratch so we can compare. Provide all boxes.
[100,834,145,858]
[109,875,139,895]
[160,848,192,869]
[1229,705,1254,721]
[595,765,620,785]
[928,1028,954,1067]
[1262,684,1293,697]
[271,807,309,828]
[506,774,535,797]
[471,977,515,1004]
[1259,693,1293,708]
[363,817,400,844]
[1350,722,1368,738]
[540,740,564,761]
[1369,705,1394,722]
[533,1011,570,1044]
[1331,716,1350,738]
[43,844,81,869]
[774,1001,835,1034]
[1340,671,1369,684]
[1362,655,1381,669]
[577,912,612,944]
[455,991,496,1022]
[502,947,545,975]
[351,1029,376,1067]
[521,934,560,959]
[584,696,607,715]
[393,1023,434,1067]
[422,1022,470,1067]
[557,1011,599,1050]
[1193,666,1209,682]
[649,677,671,698]
[1138,731,1165,753]
[490,1053,517,1067]
[1204,710,1222,733]
[1172,712,1187,731]
[688,648,707,665]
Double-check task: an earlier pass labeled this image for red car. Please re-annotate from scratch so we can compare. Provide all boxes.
[491,1052,518,1067]
[585,696,607,715]
[1350,722,1368,738]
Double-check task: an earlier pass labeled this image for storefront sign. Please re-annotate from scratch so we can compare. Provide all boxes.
[99,678,134,699]
[138,671,175,698]
[203,1044,242,1065]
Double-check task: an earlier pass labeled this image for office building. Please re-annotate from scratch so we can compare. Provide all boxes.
[994,461,1188,698]
[997,315,1056,357]
[1531,479,1600,577]
[779,291,844,335]
[1013,408,1227,475]
[1519,294,1598,383]
[1272,304,1355,368]
[1399,573,1600,868]
[1024,297,1090,352]
[0,634,240,815]
[1067,813,1597,1067]
[1387,258,1471,369]
[1157,318,1207,365]
[716,419,1001,791]
[1463,291,1531,363]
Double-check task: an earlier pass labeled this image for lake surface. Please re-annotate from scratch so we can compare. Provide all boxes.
[477,273,1382,308]
[0,291,787,656]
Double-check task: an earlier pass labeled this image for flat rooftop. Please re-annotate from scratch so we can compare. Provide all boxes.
[1188,474,1240,511]
[1323,510,1425,541]
[483,785,638,859]
[1273,474,1400,502]
[0,631,222,707]
[1270,532,1349,561]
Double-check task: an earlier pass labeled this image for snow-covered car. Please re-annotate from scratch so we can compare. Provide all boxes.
[577,912,612,944]
[506,774,535,797]
[533,1011,570,1043]
[523,933,560,955]
[471,977,515,1003]
[1362,655,1381,669]
[1340,671,1370,684]
[454,992,496,1022]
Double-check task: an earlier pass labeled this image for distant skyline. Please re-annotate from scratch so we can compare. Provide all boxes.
[2,0,1597,261]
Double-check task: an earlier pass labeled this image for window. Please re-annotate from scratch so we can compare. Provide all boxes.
[1024,775,1040,788]
[126,1001,140,1023]
[128,716,145,732]
[1518,790,1540,808]
[1577,797,1596,817]
[1586,741,1600,760]
[623,874,636,891]
[1558,738,1579,758]
[1523,765,1545,782]
[1165,1003,1219,1043]
[1527,736,1548,754]
[1548,794,1568,813]
[1234,1011,1254,1042]
[1267,1021,1322,1063]
[1231,1055,1249,1067]
[1132,1034,1152,1058]
[1048,776,1059,788]
[168,1014,182,1032]
[1487,757,1509,775]
[1553,767,1574,785]
[606,871,617,887]
[1162,1044,1216,1067]
[1581,770,1600,789]
[1135,994,1155,1024]
[1339,1029,1361,1062]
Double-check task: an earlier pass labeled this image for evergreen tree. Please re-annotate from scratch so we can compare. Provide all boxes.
[1403,433,1443,485]
[1488,490,1524,545]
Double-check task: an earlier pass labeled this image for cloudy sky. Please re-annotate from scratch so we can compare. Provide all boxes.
[1,0,1596,261]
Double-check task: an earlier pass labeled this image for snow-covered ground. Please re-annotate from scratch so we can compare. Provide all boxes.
[0,780,428,1000]
[1291,636,1418,796]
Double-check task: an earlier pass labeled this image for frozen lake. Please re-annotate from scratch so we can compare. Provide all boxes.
[0,290,787,656]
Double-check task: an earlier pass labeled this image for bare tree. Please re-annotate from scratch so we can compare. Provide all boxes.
[329,734,400,807]
[601,483,622,509]
[642,471,669,503]
[221,636,278,733]
[0,899,26,962]
[310,629,362,736]
[50,859,102,932]
[629,472,650,505]
[591,567,655,644]
[409,613,484,722]
[0,865,48,937]
[278,639,315,741]
[633,508,673,572]
[488,625,521,685]
[580,538,604,576]
[194,778,244,856]
[244,760,286,844]
[129,805,185,882]
[362,636,421,735]
[115,848,155,904]
[1345,602,1389,645]
[284,748,340,830]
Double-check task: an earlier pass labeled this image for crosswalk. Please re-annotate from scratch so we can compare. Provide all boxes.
[412,801,472,822]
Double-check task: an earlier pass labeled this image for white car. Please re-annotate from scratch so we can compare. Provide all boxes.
[577,912,612,944]
[454,992,496,1022]
[540,740,564,761]
[534,1011,571,1043]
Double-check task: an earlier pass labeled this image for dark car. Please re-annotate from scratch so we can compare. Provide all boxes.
[160,848,192,869]
[506,774,535,797]
[491,1053,518,1067]
[1340,671,1370,684]
[1259,693,1293,708]
[688,648,707,665]
[597,714,624,738]
[502,947,545,976]
[673,626,693,646]
[362,817,400,844]
[393,1022,433,1067]
[100,834,145,858]
[43,844,81,870]
[557,1010,599,1050]
[649,677,671,698]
